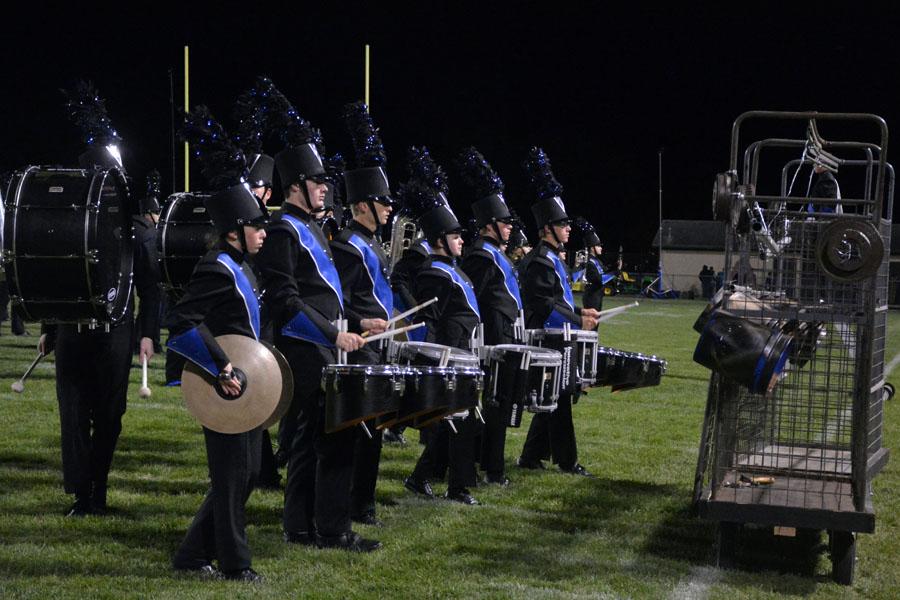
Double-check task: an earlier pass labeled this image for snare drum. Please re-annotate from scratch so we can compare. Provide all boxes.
[323,364,405,433]
[597,347,667,392]
[527,328,599,392]
[484,344,562,427]
[390,341,483,428]
[3,166,135,325]
[158,192,215,298]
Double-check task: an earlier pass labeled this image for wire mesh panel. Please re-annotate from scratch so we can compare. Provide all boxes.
[695,112,891,531]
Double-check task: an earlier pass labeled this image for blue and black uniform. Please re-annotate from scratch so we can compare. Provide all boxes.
[167,242,263,574]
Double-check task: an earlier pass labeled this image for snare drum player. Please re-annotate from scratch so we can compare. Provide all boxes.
[167,107,269,582]
[402,147,482,506]
[516,148,599,477]
[39,83,160,517]
[329,102,393,526]
[455,147,521,486]
[255,86,380,552]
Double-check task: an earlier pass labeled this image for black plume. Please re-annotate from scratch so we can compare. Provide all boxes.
[232,76,272,155]
[61,81,121,146]
[325,152,345,184]
[523,147,563,201]
[181,105,248,189]
[145,169,161,198]
[455,146,503,200]
[343,102,387,168]
[571,216,595,237]
[258,78,320,148]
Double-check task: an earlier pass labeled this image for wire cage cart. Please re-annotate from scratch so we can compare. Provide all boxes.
[692,112,892,585]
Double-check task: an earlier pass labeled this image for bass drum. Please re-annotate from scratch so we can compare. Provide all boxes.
[3,166,134,325]
[158,192,214,298]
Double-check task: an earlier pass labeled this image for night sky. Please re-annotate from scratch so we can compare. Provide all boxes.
[3,4,899,254]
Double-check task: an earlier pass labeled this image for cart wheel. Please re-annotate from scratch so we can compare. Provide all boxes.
[716,522,739,569]
[829,530,856,586]
[884,382,895,402]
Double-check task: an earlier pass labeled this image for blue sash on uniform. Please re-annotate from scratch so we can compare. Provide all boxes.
[481,242,522,310]
[544,249,578,328]
[347,233,393,318]
[167,252,261,376]
[431,261,480,318]
[281,214,343,346]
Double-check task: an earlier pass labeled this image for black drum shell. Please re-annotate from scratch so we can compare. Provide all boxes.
[529,333,579,396]
[323,366,402,433]
[3,167,134,324]
[158,192,215,298]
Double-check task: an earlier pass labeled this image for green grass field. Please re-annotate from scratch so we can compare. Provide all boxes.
[1,299,897,599]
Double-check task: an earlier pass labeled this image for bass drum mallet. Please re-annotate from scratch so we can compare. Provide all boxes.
[11,352,46,393]
[139,355,152,398]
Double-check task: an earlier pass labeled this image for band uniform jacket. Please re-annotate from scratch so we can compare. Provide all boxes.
[415,254,480,350]
[461,236,521,345]
[518,240,582,330]
[331,220,392,331]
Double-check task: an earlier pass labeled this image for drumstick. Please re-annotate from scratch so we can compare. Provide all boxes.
[597,301,639,323]
[11,352,45,393]
[139,355,152,398]
[363,322,426,343]
[361,298,438,338]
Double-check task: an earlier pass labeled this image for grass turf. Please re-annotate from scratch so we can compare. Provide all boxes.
[0,298,897,599]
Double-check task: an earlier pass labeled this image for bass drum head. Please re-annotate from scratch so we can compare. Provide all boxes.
[3,167,133,324]
[159,192,214,297]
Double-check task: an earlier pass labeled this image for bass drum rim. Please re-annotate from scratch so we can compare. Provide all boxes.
[158,191,214,299]
[3,166,134,325]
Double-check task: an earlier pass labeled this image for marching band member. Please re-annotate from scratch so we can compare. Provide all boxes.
[254,85,380,552]
[40,83,161,517]
[572,217,610,312]
[402,147,482,506]
[329,102,393,526]
[516,148,599,477]
[455,147,521,486]
[167,107,268,582]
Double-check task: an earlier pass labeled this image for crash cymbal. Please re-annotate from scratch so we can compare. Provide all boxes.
[182,334,283,434]
[259,339,293,430]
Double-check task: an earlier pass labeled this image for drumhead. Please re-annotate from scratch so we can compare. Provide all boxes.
[396,341,479,367]
[4,166,134,324]
[324,364,401,376]
[158,192,215,297]
[490,344,562,366]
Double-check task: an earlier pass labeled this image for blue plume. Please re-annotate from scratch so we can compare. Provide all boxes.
[343,102,387,168]
[523,147,563,201]
[400,146,449,217]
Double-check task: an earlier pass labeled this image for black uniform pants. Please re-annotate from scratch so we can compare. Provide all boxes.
[480,328,516,478]
[520,390,578,470]
[349,345,383,519]
[173,426,262,572]
[54,323,132,498]
[280,338,355,537]
[412,412,478,491]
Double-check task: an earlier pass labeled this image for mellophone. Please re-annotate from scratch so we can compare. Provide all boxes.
[323,326,669,434]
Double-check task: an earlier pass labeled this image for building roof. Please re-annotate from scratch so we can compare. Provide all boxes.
[651,220,726,251]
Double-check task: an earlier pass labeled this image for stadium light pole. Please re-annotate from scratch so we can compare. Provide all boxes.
[658,148,664,292]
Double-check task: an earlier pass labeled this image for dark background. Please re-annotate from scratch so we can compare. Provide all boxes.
[2,3,898,252]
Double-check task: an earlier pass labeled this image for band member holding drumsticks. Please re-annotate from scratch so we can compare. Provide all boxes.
[330,102,394,526]
[39,83,161,518]
[402,147,482,506]
[166,107,269,583]
[516,148,599,477]
[255,84,380,552]
[456,147,521,487]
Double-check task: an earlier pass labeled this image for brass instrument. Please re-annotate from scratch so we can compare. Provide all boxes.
[387,211,421,276]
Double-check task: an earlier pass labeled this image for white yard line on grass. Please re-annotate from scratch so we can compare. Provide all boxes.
[668,566,723,600]
[884,351,900,377]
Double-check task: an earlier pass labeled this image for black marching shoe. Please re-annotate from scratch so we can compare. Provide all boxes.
[65,496,93,517]
[382,429,406,445]
[483,474,511,487]
[404,476,435,499]
[174,562,223,580]
[283,530,316,546]
[316,531,382,553]
[91,483,107,515]
[516,457,546,470]
[223,567,263,583]
[560,463,595,478]
[352,513,384,527]
[445,488,479,505]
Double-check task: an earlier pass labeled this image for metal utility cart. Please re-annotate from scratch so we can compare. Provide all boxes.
[693,111,892,585]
